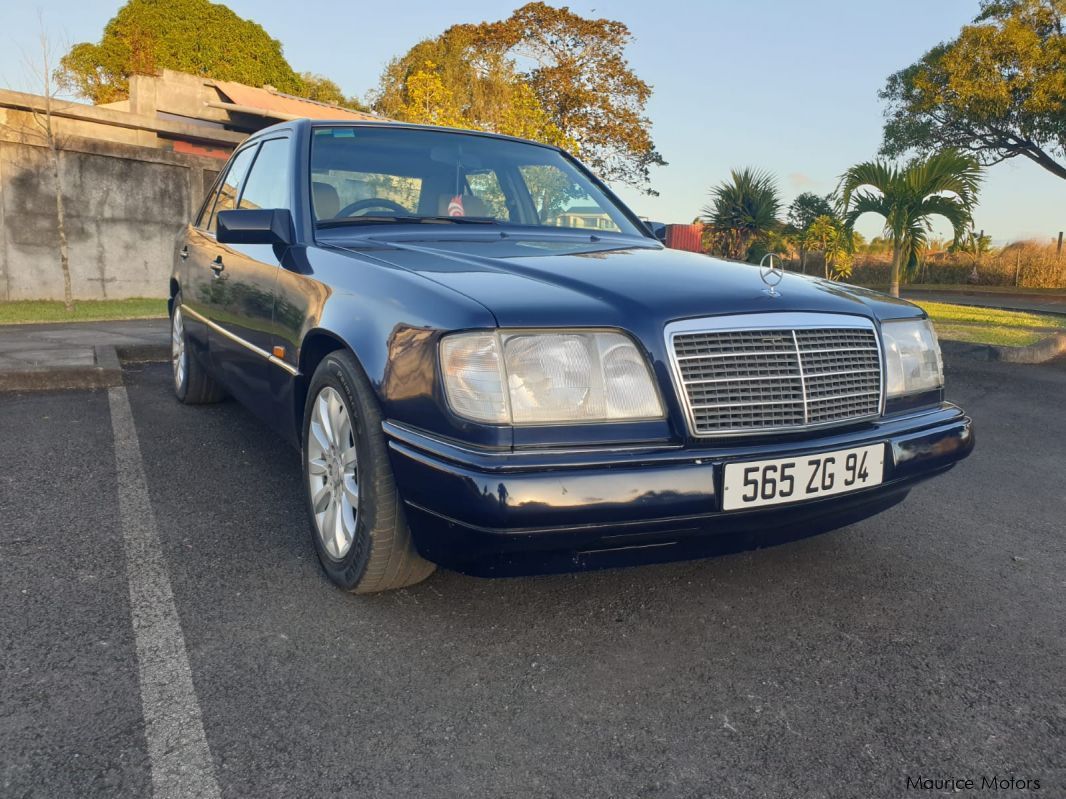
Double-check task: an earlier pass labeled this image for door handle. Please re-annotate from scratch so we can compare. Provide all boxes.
[210,255,225,275]
[179,246,189,260]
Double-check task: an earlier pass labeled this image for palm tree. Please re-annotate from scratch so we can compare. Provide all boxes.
[804,215,854,281]
[839,150,982,297]
[701,168,781,261]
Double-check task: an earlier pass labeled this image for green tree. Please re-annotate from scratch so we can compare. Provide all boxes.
[298,73,368,113]
[950,228,995,265]
[58,0,364,111]
[373,3,664,193]
[787,192,835,230]
[865,236,894,254]
[701,168,781,262]
[840,150,983,297]
[748,227,798,269]
[880,0,1066,180]
[59,0,304,103]
[804,215,854,281]
[787,192,836,273]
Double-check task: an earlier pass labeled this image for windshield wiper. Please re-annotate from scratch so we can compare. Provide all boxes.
[316,215,498,228]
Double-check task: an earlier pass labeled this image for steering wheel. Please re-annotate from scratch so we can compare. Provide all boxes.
[337,198,410,218]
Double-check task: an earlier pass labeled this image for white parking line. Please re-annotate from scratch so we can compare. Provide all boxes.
[108,385,221,799]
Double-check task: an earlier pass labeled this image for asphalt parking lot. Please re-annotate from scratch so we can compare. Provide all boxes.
[2,355,1064,798]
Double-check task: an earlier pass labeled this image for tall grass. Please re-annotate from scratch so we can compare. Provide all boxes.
[849,239,1066,289]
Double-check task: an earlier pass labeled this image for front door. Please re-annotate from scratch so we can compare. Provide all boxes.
[185,143,259,386]
[182,145,254,362]
[202,137,293,420]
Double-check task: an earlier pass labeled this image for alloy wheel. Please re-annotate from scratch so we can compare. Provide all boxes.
[171,307,186,392]
[306,386,360,560]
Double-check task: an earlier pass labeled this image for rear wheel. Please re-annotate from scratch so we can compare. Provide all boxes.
[171,294,226,404]
[302,350,435,593]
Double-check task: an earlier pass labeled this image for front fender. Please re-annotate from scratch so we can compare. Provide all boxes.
[278,244,509,448]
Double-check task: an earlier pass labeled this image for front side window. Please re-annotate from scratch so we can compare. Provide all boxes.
[239,138,292,211]
[194,169,222,227]
[464,169,511,221]
[207,145,256,233]
[519,165,622,232]
[309,126,641,236]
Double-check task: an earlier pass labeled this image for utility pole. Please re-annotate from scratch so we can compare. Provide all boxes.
[1057,231,1062,257]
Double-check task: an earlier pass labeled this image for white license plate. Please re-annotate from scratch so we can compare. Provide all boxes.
[722,444,885,511]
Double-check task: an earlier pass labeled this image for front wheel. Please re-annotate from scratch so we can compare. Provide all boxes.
[302,350,435,593]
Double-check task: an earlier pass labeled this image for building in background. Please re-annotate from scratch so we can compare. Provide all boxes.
[0,70,380,300]
[551,205,618,231]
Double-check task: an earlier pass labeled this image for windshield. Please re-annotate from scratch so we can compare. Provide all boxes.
[309,126,644,236]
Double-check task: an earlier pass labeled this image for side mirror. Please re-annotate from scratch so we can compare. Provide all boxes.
[645,221,667,243]
[217,208,293,246]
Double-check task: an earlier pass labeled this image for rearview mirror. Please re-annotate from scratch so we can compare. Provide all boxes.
[217,209,293,246]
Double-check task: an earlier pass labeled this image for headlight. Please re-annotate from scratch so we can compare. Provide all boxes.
[881,318,943,397]
[440,330,663,424]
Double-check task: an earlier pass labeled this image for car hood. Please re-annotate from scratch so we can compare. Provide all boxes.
[329,234,919,329]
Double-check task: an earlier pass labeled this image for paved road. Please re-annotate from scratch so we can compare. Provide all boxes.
[0,319,169,370]
[2,356,1064,798]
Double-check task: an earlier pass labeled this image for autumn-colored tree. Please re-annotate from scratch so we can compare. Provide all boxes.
[378,45,569,146]
[387,64,467,129]
[880,0,1066,180]
[373,3,664,193]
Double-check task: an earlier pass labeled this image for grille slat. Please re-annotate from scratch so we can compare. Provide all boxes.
[675,349,798,360]
[671,320,882,436]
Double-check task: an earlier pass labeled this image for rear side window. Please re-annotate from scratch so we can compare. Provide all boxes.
[239,138,291,211]
[207,146,256,232]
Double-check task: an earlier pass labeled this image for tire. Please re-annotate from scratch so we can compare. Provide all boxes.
[171,293,226,405]
[302,350,435,593]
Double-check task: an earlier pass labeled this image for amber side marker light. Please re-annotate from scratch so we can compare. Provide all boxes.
[272,346,286,359]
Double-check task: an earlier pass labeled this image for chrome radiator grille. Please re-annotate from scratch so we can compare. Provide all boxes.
[668,315,883,436]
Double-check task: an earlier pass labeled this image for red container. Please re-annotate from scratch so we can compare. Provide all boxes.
[665,223,703,253]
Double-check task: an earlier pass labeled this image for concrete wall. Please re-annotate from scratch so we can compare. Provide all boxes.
[0,129,221,300]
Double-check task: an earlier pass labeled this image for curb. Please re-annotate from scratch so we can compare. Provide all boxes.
[0,344,169,392]
[941,333,1066,364]
[115,343,171,363]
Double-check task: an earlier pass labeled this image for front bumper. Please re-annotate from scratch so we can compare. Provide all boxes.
[386,404,974,575]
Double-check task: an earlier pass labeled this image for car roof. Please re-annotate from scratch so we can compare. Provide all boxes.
[244,118,563,152]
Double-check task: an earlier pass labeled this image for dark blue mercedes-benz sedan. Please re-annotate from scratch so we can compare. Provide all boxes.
[169,118,973,593]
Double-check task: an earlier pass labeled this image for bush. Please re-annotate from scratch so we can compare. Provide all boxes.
[851,239,1065,289]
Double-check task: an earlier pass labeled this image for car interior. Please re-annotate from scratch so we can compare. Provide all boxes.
[308,126,627,233]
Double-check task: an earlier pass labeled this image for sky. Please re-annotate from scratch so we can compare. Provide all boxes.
[2,0,1063,244]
